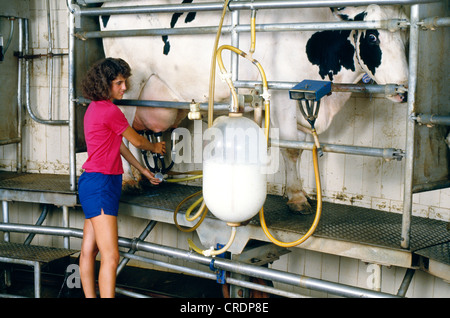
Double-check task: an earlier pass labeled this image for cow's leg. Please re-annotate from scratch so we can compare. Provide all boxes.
[282,146,312,214]
[271,97,312,214]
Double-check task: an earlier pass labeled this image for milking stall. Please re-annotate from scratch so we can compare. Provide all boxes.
[0,0,449,302]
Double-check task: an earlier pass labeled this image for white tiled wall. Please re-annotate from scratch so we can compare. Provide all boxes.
[0,0,448,298]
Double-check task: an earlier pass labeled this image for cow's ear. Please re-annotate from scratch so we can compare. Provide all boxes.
[365,4,382,19]
[331,7,368,21]
[330,7,350,21]
[101,15,110,28]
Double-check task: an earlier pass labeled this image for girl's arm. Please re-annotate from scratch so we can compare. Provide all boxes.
[122,126,166,154]
[120,141,161,185]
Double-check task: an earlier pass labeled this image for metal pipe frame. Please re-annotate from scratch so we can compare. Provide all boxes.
[23,19,68,126]
[0,222,401,298]
[0,257,41,298]
[120,252,306,298]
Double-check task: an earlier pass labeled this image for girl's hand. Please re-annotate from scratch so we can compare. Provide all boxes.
[152,141,166,155]
[142,168,162,185]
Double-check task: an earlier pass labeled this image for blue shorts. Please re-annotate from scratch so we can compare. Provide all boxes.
[78,172,122,219]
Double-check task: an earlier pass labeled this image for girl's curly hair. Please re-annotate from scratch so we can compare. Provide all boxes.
[81,57,131,101]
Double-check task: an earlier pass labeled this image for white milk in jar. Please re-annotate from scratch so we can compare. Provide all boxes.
[202,114,267,224]
[203,161,266,223]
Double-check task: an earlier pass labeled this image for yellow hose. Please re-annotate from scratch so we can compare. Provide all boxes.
[208,0,231,127]
[215,44,270,141]
[173,190,208,233]
[259,140,323,247]
[165,175,203,183]
[188,226,237,257]
[249,10,256,56]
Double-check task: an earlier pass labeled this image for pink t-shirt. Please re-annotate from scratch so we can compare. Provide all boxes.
[82,100,129,174]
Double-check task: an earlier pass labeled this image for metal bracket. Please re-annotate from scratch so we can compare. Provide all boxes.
[209,243,227,284]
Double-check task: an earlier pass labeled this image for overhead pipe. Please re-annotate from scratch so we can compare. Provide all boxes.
[78,19,407,39]
[0,222,401,298]
[74,0,440,17]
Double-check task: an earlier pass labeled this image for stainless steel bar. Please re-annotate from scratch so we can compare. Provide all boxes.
[114,99,231,111]
[76,0,440,16]
[414,114,450,126]
[115,287,150,298]
[121,251,306,298]
[46,0,53,121]
[0,223,400,298]
[17,18,23,173]
[2,201,9,242]
[68,8,77,192]
[236,80,406,96]
[133,237,399,298]
[33,261,41,298]
[80,19,404,39]
[62,206,70,249]
[401,4,420,250]
[270,138,404,160]
[419,16,450,29]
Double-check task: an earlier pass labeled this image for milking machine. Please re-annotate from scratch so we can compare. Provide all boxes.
[141,130,174,181]
[166,1,329,255]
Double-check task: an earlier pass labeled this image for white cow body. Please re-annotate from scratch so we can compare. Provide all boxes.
[101,1,409,213]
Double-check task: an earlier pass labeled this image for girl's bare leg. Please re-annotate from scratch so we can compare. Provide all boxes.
[79,219,99,298]
[90,212,119,298]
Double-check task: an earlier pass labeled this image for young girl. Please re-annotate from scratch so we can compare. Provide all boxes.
[78,57,164,298]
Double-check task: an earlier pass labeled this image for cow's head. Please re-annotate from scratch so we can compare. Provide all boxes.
[307,5,409,103]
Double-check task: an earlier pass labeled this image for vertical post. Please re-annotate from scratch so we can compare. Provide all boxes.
[401,4,420,249]
[2,201,9,242]
[34,262,41,298]
[230,9,240,83]
[68,2,77,192]
[62,206,70,249]
[17,18,23,173]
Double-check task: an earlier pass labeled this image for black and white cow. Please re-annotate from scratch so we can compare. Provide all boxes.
[100,1,409,213]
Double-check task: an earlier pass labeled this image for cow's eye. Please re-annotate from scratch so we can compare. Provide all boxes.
[368,33,378,43]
